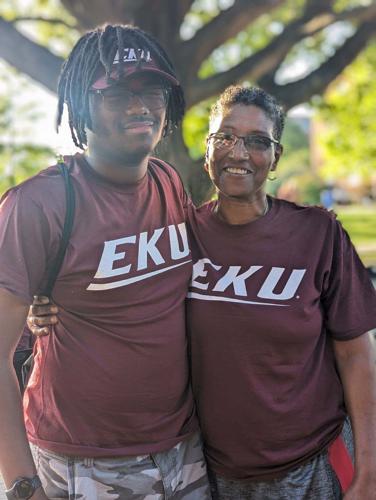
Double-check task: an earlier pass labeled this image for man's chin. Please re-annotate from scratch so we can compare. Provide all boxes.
[120,146,153,166]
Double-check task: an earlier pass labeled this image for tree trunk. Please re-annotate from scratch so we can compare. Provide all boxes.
[155,128,213,205]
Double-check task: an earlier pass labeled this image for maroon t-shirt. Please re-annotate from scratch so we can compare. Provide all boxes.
[187,197,376,480]
[0,154,197,456]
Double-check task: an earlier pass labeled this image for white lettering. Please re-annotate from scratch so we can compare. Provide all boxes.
[94,236,136,278]
[169,223,190,260]
[257,267,306,300]
[114,48,152,64]
[140,49,151,61]
[213,266,262,296]
[127,48,137,61]
[191,258,222,291]
[187,291,288,307]
[137,228,165,270]
[88,260,191,291]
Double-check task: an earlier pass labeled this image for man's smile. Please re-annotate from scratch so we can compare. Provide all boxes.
[121,120,154,132]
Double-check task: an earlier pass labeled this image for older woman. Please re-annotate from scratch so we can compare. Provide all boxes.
[186,86,376,499]
[28,86,376,500]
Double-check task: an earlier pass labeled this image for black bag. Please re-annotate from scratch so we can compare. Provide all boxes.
[13,160,75,392]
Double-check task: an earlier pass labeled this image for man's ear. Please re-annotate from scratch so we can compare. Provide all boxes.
[162,119,170,138]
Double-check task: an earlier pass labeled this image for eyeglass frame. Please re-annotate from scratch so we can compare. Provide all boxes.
[90,86,170,111]
[207,132,281,154]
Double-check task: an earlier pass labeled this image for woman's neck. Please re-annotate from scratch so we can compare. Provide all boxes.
[215,194,269,225]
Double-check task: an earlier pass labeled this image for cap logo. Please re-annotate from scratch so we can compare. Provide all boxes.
[113,48,152,65]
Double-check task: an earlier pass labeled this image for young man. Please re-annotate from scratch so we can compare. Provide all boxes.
[0,25,210,499]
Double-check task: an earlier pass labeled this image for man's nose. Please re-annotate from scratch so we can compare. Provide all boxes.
[123,92,149,114]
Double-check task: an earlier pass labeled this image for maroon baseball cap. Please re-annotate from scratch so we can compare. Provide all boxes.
[91,48,179,90]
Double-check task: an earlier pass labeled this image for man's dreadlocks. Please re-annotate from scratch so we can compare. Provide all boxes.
[57,24,185,149]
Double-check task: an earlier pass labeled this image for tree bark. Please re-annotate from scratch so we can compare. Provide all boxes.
[155,128,213,205]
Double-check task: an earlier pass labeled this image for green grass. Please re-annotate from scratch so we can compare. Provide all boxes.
[335,205,376,267]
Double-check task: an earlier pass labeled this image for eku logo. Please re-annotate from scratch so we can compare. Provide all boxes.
[188,258,306,307]
[87,223,191,291]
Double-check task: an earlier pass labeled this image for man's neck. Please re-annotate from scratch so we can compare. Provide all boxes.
[85,151,149,184]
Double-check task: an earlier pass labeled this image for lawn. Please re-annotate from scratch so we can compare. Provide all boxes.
[335,204,376,268]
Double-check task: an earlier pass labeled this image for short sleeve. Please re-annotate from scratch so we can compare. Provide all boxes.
[322,219,376,340]
[0,187,54,303]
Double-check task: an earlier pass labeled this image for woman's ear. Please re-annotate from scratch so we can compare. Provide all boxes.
[272,143,283,171]
[204,149,209,172]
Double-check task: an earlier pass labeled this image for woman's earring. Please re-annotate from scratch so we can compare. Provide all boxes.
[268,173,277,181]
[204,150,209,171]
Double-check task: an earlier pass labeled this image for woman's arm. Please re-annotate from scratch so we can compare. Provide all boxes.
[333,332,376,500]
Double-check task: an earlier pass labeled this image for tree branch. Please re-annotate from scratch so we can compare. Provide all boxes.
[186,4,376,106]
[177,0,196,26]
[0,17,63,93]
[59,0,135,29]
[301,3,376,37]
[180,0,284,76]
[303,0,336,17]
[10,16,77,30]
[264,20,376,110]
[132,1,183,47]
[259,3,376,90]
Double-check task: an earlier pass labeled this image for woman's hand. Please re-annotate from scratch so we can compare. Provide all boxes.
[27,296,59,337]
[344,472,376,500]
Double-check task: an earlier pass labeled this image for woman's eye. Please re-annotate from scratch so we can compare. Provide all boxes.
[221,134,233,141]
[247,137,270,150]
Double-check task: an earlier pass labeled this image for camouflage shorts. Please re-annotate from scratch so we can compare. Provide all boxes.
[30,432,211,499]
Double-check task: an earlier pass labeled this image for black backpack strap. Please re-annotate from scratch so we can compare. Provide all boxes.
[16,159,75,393]
[42,160,75,297]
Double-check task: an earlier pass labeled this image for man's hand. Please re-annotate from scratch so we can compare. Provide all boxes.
[31,487,49,500]
[27,296,58,337]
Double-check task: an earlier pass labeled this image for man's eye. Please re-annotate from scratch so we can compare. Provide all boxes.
[106,93,125,100]
[143,89,163,96]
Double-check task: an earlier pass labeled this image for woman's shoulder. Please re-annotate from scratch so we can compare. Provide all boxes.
[275,197,338,226]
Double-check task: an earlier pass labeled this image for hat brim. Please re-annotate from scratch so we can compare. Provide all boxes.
[91,66,179,90]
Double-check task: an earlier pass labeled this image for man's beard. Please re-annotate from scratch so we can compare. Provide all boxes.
[118,146,152,167]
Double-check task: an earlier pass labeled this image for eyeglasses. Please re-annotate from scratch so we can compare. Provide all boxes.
[207,132,280,154]
[91,86,169,111]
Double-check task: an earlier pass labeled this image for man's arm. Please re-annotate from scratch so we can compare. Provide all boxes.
[333,332,376,500]
[0,288,47,499]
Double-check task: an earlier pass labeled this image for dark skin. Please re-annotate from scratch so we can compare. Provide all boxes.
[206,103,282,225]
[29,102,376,499]
[0,71,168,499]
[86,73,167,184]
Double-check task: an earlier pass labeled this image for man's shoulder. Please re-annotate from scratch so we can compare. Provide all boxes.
[0,156,77,209]
[149,157,183,185]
